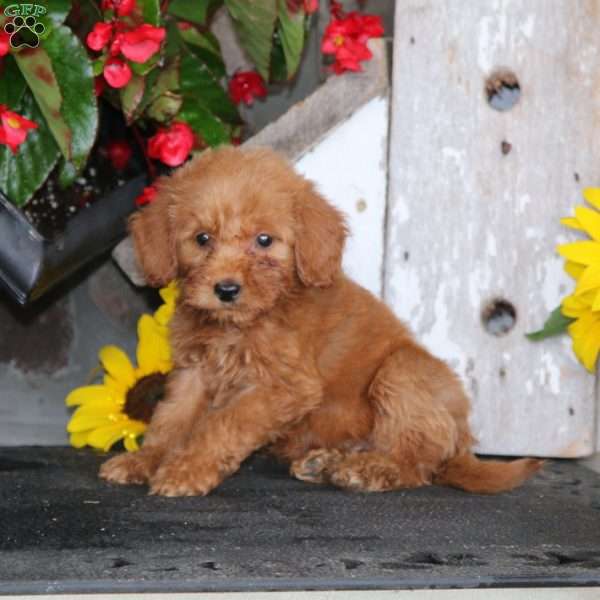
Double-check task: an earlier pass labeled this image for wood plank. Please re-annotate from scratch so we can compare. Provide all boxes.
[385,0,599,457]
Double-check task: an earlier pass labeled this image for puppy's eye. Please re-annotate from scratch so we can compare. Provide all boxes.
[196,232,210,246]
[256,234,273,248]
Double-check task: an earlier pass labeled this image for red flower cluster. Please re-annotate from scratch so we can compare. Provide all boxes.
[0,105,37,154]
[106,139,132,170]
[287,0,318,14]
[0,30,10,57]
[148,122,194,167]
[101,0,136,17]
[228,71,267,106]
[86,20,165,89]
[135,185,157,207]
[321,8,384,74]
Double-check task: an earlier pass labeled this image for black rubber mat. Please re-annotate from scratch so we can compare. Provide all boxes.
[1,447,600,594]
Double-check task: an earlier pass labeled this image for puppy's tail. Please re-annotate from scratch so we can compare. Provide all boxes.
[433,452,544,494]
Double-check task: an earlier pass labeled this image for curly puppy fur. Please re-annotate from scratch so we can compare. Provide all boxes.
[100,147,543,496]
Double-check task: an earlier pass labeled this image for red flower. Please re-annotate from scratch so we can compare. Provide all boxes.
[148,122,195,167]
[86,22,114,51]
[228,71,267,106]
[321,11,384,74]
[101,0,136,17]
[120,24,166,63]
[106,140,132,170]
[0,31,10,57]
[135,185,157,207]
[287,0,318,13]
[94,77,105,97]
[103,57,132,88]
[0,105,37,154]
[304,0,318,13]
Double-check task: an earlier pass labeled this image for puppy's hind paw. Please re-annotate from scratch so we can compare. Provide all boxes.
[290,448,343,484]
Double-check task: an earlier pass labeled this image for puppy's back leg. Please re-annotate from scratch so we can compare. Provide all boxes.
[366,344,466,487]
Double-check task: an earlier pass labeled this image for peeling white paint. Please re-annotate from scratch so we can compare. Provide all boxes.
[296,96,388,297]
[517,193,532,214]
[388,1,597,457]
[421,283,467,374]
[540,351,561,395]
[519,14,535,38]
[486,233,497,257]
[540,256,570,311]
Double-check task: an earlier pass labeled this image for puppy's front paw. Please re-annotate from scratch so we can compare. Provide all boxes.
[99,450,158,485]
[149,457,221,497]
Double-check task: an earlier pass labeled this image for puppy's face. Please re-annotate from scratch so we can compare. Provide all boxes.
[130,147,347,324]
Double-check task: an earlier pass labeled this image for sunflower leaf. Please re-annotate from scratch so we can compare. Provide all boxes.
[526,306,574,341]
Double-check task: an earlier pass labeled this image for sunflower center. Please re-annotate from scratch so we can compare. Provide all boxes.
[124,372,167,423]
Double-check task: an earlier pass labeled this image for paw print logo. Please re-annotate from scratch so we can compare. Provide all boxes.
[4,15,45,49]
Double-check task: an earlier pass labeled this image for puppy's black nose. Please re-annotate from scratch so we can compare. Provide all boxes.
[214,280,241,303]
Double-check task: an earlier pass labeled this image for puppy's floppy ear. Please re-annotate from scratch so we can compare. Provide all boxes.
[128,178,176,287]
[294,183,348,287]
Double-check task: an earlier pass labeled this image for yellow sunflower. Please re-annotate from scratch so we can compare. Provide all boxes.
[65,282,179,451]
[556,188,600,371]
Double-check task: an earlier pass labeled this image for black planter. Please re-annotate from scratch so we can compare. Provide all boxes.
[0,174,146,305]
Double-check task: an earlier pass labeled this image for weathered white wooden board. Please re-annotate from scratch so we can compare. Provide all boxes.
[296,96,389,297]
[385,0,599,457]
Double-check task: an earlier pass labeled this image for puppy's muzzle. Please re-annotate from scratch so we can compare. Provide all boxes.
[214,280,241,303]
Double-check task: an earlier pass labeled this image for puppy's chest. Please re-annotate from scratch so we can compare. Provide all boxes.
[199,332,271,395]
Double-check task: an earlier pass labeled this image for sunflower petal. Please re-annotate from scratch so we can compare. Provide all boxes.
[86,423,128,452]
[583,188,600,212]
[99,346,136,388]
[137,314,171,374]
[70,398,122,420]
[124,434,140,452]
[565,261,586,280]
[561,216,584,231]
[159,281,179,305]
[66,385,113,407]
[67,414,121,433]
[562,291,597,317]
[570,318,600,372]
[574,264,600,296]
[575,206,600,242]
[557,240,600,265]
[69,431,90,448]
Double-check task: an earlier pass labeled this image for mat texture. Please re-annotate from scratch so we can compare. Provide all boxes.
[1,447,600,594]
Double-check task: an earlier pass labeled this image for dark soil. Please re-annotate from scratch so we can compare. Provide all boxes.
[22,104,147,240]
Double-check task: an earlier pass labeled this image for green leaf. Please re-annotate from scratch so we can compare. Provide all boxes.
[137,61,179,116]
[168,0,221,24]
[93,58,105,77]
[0,90,60,207]
[43,25,98,170]
[224,0,277,80]
[120,74,145,123]
[180,52,240,124]
[57,158,77,189]
[276,0,305,80]
[14,45,71,162]
[138,0,161,25]
[269,30,287,81]
[15,26,98,170]
[178,98,231,146]
[0,56,27,107]
[45,0,71,25]
[526,306,574,341]
[147,92,182,122]
[179,29,226,79]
